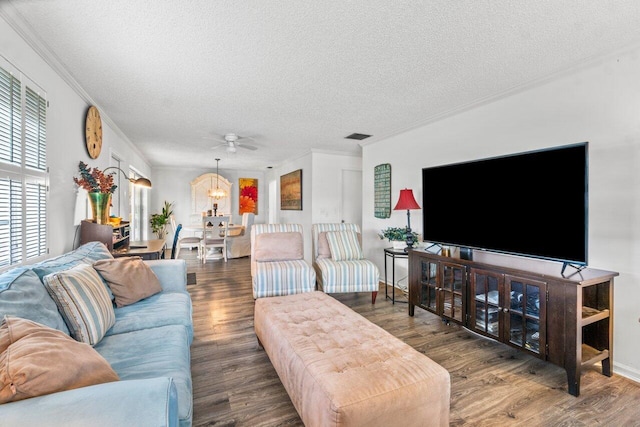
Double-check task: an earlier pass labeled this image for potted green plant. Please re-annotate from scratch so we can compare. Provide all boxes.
[378,227,419,249]
[150,201,174,239]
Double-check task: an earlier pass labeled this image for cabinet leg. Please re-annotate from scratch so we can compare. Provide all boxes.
[602,357,612,377]
[409,304,415,317]
[566,369,580,397]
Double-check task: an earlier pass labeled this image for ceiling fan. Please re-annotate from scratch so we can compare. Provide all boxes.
[209,133,258,153]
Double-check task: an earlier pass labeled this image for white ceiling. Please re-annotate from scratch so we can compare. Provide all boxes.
[4,1,640,170]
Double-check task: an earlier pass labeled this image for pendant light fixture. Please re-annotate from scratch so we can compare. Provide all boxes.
[208,158,226,200]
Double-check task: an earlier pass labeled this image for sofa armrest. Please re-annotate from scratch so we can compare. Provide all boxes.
[145,259,187,293]
[0,377,178,427]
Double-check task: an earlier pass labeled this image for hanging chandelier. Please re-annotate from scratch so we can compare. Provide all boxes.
[208,158,226,200]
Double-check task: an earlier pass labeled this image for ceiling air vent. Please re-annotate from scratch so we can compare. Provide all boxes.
[345,133,371,140]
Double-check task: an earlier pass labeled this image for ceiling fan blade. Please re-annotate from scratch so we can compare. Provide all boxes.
[236,135,255,142]
[202,136,227,144]
[237,144,258,151]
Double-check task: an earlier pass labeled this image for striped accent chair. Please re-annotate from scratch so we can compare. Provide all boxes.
[312,223,380,304]
[250,223,316,299]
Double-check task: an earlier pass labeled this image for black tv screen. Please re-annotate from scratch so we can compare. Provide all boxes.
[421,142,588,265]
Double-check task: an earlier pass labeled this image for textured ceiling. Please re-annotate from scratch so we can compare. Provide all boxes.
[4,1,640,170]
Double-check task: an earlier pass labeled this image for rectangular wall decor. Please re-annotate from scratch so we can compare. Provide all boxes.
[374,163,391,218]
[280,169,303,210]
[239,178,258,215]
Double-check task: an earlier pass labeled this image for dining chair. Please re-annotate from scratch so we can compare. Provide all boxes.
[225,212,255,259]
[201,215,230,263]
[170,223,182,259]
[170,214,203,259]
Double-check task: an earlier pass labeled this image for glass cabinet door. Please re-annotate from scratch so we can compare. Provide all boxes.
[419,260,438,312]
[439,262,465,323]
[505,275,546,357]
[470,269,503,339]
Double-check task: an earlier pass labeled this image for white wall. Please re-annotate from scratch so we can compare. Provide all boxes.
[151,166,267,243]
[311,151,362,224]
[0,14,151,257]
[363,46,640,382]
[269,151,362,263]
[273,153,314,261]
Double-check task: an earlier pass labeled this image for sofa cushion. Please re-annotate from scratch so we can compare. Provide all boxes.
[34,263,115,303]
[0,316,119,404]
[36,242,114,269]
[317,231,363,259]
[326,230,364,261]
[95,324,192,424]
[253,260,317,299]
[32,241,116,302]
[93,257,162,308]
[106,291,193,342]
[0,268,69,335]
[316,232,332,259]
[145,259,188,294]
[315,258,380,293]
[254,232,304,261]
[0,378,179,427]
[43,264,116,346]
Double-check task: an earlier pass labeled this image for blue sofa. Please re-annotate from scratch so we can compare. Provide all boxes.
[0,242,193,427]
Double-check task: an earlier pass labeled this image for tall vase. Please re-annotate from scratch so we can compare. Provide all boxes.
[88,192,111,225]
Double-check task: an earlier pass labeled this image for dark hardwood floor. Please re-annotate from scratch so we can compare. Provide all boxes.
[182,251,640,426]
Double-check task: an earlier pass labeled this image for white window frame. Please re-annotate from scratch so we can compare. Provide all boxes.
[0,56,48,271]
[129,166,149,241]
[110,152,123,218]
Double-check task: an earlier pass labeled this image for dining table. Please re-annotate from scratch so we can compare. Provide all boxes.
[181,223,245,260]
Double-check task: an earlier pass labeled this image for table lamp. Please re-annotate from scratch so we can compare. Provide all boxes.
[393,188,421,251]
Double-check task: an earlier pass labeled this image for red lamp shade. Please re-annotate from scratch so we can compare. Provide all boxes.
[394,189,420,210]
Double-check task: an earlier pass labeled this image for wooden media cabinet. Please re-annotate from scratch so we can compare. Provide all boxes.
[408,249,618,396]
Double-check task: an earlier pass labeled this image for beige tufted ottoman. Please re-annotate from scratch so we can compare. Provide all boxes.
[254,291,450,427]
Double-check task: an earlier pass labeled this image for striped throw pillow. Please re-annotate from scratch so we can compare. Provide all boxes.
[326,230,364,261]
[43,264,115,346]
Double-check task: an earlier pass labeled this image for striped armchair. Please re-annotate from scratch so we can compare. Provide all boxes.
[312,223,380,304]
[250,223,316,299]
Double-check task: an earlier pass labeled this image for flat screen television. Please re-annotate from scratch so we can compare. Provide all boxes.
[421,142,588,266]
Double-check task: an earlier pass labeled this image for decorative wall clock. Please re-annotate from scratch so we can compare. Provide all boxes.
[85,106,102,159]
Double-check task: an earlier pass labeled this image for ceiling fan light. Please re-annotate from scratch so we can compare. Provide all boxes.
[226,144,237,153]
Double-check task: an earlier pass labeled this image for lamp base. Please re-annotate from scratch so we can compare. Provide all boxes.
[404,226,416,251]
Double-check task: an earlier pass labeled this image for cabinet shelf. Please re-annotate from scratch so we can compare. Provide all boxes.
[581,344,609,368]
[508,309,540,321]
[581,307,609,327]
[80,220,130,253]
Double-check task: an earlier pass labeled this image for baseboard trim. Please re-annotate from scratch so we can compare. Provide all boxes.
[614,362,640,385]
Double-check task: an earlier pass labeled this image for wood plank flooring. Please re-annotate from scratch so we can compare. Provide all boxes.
[183,252,640,426]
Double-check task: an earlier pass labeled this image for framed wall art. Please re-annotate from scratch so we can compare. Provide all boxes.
[239,178,258,215]
[374,163,391,218]
[280,169,302,210]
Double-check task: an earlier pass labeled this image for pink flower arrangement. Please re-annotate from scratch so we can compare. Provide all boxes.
[73,161,117,193]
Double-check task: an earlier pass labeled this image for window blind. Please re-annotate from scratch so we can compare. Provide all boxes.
[0,59,48,270]
[0,67,21,165]
[24,87,46,171]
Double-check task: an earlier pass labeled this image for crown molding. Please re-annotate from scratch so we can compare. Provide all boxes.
[0,1,150,168]
[361,37,640,147]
